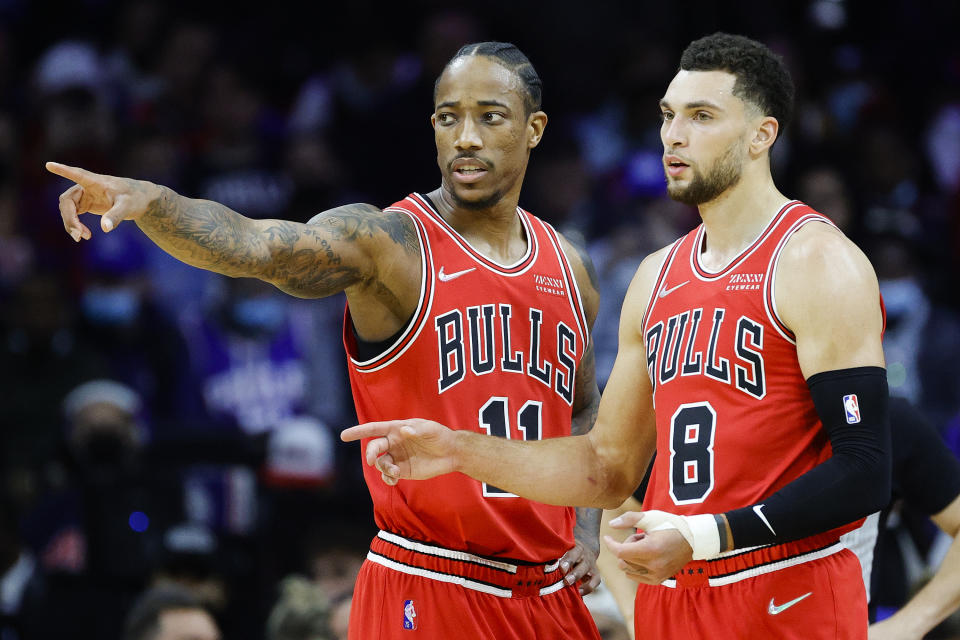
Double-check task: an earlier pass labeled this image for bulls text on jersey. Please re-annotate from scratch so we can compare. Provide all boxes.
[435,303,577,404]
[645,307,766,400]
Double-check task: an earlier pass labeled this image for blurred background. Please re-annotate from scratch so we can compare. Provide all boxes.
[0,0,958,638]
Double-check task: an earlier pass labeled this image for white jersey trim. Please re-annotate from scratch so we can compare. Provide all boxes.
[409,193,538,277]
[762,213,838,345]
[689,201,803,281]
[640,239,683,340]
[540,219,590,346]
[348,207,435,371]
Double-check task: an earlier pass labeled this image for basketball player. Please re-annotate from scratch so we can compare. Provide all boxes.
[598,397,960,639]
[343,33,892,638]
[50,43,603,640]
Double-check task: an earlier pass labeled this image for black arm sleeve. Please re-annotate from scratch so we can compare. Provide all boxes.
[725,366,891,549]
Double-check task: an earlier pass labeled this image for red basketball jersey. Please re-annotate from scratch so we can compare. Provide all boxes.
[344,193,590,562]
[641,201,860,539]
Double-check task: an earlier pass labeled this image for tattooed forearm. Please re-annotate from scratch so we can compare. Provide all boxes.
[134,190,420,298]
[136,186,278,277]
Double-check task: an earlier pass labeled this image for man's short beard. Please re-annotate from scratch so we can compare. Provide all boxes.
[667,142,744,206]
[449,187,507,211]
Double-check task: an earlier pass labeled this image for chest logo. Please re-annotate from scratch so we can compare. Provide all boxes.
[726,273,764,291]
[438,267,476,282]
[659,280,689,298]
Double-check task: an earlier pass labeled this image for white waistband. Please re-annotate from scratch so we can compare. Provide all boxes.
[659,541,845,588]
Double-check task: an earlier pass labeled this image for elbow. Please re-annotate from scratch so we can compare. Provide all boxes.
[597,475,639,510]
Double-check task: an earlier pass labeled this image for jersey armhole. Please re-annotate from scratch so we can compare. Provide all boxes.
[346,207,435,372]
[763,216,837,344]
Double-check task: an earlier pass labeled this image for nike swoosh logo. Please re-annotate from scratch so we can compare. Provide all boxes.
[658,280,689,298]
[768,592,812,615]
[438,267,476,282]
[753,504,777,536]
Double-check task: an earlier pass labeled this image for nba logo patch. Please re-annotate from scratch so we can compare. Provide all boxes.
[403,599,418,630]
[843,394,861,424]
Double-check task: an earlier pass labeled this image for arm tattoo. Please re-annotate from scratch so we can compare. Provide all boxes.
[135,191,419,298]
[570,238,600,293]
[572,339,602,554]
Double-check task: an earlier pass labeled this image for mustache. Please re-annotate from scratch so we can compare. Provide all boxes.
[447,152,492,172]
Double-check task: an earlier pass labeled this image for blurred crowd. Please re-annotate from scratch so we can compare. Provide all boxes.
[1,1,958,638]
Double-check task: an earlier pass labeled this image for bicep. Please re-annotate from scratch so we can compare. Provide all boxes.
[587,273,659,497]
[258,203,418,299]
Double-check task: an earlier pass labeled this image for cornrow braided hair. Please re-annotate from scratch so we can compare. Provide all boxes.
[435,41,543,114]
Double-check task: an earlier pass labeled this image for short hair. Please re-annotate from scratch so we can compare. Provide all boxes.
[434,41,543,114]
[679,32,794,136]
[123,585,209,640]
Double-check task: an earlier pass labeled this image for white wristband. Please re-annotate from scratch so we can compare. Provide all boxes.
[684,513,722,560]
[635,510,723,560]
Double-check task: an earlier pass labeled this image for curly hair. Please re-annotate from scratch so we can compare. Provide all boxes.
[680,33,795,136]
[434,41,543,115]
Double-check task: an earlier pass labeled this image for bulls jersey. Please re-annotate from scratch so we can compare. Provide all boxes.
[641,201,856,539]
[344,193,590,563]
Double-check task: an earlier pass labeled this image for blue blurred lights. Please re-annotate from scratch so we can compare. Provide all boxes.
[129,511,149,532]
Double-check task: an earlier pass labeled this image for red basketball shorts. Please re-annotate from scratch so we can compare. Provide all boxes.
[633,539,867,639]
[348,530,602,640]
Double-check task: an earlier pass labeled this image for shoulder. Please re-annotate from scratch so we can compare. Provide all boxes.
[619,243,678,337]
[775,220,884,372]
[775,221,880,315]
[307,202,419,254]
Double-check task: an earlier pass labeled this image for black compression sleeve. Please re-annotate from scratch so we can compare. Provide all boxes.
[725,366,891,549]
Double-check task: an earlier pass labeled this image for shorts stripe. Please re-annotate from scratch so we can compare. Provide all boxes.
[377,530,518,573]
[660,541,844,588]
[369,530,570,598]
[367,551,514,598]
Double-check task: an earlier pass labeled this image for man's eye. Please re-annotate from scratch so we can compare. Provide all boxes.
[437,113,456,125]
[484,112,505,123]
[660,111,674,121]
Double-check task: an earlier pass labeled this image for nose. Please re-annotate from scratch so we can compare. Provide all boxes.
[455,117,483,151]
[662,117,687,148]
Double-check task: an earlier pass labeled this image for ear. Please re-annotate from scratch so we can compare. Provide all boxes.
[527,111,548,149]
[430,113,438,130]
[750,116,779,155]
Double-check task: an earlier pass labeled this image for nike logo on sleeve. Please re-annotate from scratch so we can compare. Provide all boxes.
[753,504,777,536]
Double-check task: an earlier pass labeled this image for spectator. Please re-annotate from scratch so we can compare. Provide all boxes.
[123,584,220,640]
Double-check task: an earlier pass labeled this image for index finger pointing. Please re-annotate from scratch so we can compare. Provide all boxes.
[45,161,98,185]
[340,420,409,442]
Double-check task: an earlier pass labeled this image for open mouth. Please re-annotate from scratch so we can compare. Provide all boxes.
[451,158,490,183]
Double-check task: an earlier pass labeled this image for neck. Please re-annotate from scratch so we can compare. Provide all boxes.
[696,166,790,270]
[428,186,527,263]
